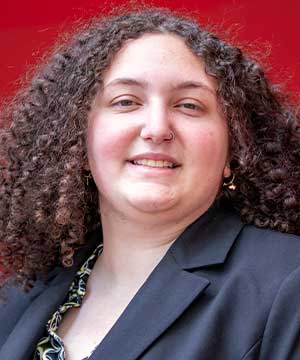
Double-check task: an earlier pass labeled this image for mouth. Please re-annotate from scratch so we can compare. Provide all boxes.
[129,159,179,169]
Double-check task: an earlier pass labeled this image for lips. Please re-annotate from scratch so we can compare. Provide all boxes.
[132,159,175,168]
[127,153,180,169]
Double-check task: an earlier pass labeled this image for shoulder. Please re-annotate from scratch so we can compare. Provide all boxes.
[226,224,300,301]
[218,219,300,358]
[0,281,46,347]
[0,232,101,348]
[234,224,300,273]
[239,223,300,245]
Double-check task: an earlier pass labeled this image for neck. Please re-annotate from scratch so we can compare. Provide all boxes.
[88,206,194,293]
[89,200,211,292]
[97,208,183,285]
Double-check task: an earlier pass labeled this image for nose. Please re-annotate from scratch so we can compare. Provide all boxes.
[140,100,174,144]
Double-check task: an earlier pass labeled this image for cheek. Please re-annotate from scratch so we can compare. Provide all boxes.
[191,129,227,157]
[190,127,228,186]
[87,115,134,167]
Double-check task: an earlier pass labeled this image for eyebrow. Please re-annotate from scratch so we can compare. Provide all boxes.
[103,77,216,95]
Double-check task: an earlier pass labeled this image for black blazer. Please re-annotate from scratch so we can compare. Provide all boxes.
[1,204,300,360]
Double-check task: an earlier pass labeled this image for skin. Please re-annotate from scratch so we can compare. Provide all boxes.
[58,34,231,360]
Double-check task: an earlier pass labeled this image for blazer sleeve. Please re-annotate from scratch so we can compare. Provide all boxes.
[258,265,300,360]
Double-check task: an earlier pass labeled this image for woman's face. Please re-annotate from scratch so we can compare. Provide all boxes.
[87,33,230,222]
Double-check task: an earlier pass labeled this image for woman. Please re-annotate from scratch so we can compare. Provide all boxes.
[0,7,300,360]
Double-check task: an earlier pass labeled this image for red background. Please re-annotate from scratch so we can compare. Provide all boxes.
[0,0,300,102]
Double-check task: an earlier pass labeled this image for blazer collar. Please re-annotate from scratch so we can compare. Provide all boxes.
[170,201,244,269]
[50,201,243,277]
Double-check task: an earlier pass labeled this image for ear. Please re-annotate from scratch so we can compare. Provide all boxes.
[223,164,231,178]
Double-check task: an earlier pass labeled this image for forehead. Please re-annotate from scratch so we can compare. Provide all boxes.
[101,33,217,93]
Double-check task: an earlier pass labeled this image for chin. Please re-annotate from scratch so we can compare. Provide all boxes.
[131,200,175,214]
[126,190,177,214]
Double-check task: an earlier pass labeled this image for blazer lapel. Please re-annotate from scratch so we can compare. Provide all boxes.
[91,203,244,360]
[90,249,210,360]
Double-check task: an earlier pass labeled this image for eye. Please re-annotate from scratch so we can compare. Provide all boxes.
[179,103,200,110]
[112,99,136,107]
[111,96,142,109]
[174,100,204,115]
[110,97,142,113]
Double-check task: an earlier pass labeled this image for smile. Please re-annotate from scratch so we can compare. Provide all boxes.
[130,159,178,168]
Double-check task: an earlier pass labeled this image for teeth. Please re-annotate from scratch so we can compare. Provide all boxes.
[132,159,175,168]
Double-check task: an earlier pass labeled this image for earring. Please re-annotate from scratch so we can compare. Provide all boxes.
[223,173,236,191]
[85,172,93,186]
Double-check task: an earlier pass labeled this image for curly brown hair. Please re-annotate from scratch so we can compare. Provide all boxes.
[1,6,300,289]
